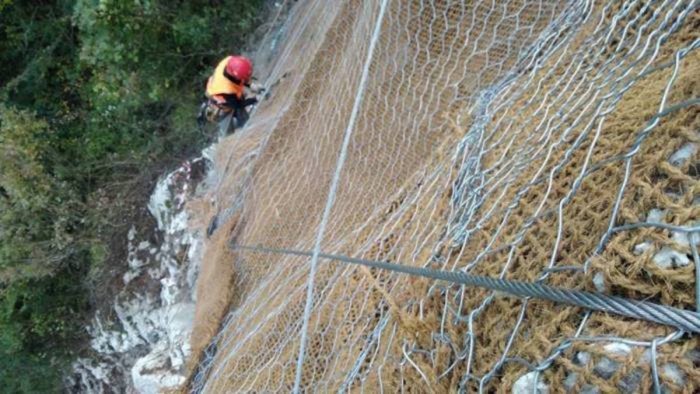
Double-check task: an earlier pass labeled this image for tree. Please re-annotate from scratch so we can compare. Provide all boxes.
[0,0,264,389]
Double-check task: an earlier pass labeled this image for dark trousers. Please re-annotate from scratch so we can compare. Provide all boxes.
[232,106,250,129]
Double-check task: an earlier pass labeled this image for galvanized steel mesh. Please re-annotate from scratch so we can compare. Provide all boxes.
[189,0,700,392]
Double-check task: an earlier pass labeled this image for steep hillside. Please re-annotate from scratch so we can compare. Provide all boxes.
[187,0,699,392]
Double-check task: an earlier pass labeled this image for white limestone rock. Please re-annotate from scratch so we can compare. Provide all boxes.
[71,154,209,392]
[581,385,600,394]
[633,241,652,255]
[604,342,632,356]
[647,209,666,224]
[563,372,578,391]
[668,142,697,166]
[617,368,643,392]
[513,372,548,394]
[594,343,631,379]
[662,363,685,386]
[576,351,592,365]
[653,247,691,269]
[593,273,606,293]
[131,345,187,394]
[671,223,700,248]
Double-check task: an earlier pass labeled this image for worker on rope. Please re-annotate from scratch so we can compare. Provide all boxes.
[197,55,264,131]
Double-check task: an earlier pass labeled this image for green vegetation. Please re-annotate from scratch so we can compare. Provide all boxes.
[0,0,263,390]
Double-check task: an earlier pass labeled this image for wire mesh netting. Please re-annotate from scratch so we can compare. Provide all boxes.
[188,0,700,392]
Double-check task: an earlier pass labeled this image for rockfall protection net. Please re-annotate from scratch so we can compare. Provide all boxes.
[190,0,700,392]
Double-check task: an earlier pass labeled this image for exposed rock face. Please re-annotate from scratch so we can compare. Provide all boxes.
[67,157,210,393]
[130,303,196,393]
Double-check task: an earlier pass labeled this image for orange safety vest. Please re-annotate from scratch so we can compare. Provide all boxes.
[206,56,244,103]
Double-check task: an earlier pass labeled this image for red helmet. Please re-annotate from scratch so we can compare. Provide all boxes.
[225,55,253,83]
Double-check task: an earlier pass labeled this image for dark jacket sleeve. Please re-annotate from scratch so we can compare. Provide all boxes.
[240,96,258,107]
[221,94,258,109]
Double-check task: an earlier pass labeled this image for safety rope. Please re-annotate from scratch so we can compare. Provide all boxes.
[232,244,700,334]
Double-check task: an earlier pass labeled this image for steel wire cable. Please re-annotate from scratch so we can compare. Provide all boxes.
[191,1,700,391]
[233,244,700,334]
